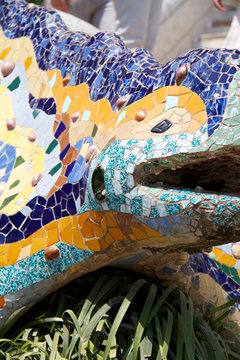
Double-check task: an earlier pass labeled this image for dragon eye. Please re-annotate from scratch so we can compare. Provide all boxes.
[92,166,106,201]
[151,119,172,133]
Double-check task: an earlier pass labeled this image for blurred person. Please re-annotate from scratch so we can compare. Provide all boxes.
[213,0,226,11]
[213,0,239,11]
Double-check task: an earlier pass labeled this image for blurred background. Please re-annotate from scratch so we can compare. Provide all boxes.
[28,0,240,63]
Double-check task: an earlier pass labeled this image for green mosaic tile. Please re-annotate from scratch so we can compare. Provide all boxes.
[232,276,240,285]
[228,95,239,105]
[0,193,18,210]
[226,105,239,118]
[32,109,41,118]
[14,156,25,168]
[7,76,20,91]
[46,139,58,154]
[92,124,98,137]
[9,179,20,189]
[219,263,231,276]
[48,162,62,176]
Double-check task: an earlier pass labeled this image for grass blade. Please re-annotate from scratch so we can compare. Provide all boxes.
[49,331,60,360]
[103,279,146,360]
[132,283,157,359]
[160,310,173,359]
[180,292,195,360]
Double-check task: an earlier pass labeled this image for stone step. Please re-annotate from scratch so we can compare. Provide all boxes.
[199,31,228,48]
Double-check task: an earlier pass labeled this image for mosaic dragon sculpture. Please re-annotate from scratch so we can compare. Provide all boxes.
[1,0,240,327]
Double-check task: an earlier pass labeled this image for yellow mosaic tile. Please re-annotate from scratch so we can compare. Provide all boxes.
[142,224,163,238]
[21,235,33,248]
[178,93,192,107]
[218,252,237,267]
[89,211,103,223]
[193,111,207,124]
[0,47,10,59]
[0,253,8,267]
[7,241,21,266]
[17,244,32,262]
[167,86,181,96]
[212,247,223,260]
[179,87,192,95]
[33,228,47,239]
[46,227,60,247]
[31,237,47,255]
[38,82,46,98]
[58,217,72,233]
[154,87,168,103]
[72,228,89,250]
[188,118,204,132]
[185,93,205,114]
[60,224,73,246]
[24,56,32,70]
[0,208,175,266]
[0,28,53,98]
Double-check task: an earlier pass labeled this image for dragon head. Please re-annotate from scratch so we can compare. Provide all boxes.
[86,80,240,254]
[1,0,240,327]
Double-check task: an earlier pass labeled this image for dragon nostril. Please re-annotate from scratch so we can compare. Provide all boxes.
[151,119,172,133]
[92,166,106,202]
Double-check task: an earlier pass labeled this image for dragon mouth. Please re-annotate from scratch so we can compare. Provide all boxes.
[135,149,240,196]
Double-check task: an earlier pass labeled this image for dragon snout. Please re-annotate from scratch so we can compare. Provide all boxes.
[136,148,240,196]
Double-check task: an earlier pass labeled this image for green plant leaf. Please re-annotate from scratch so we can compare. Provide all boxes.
[180,292,195,360]
[175,314,184,360]
[147,284,178,325]
[0,307,26,337]
[132,283,157,359]
[103,279,146,360]
[77,277,112,328]
[160,310,173,359]
[49,331,61,360]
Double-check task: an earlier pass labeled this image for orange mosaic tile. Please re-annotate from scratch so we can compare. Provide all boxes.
[0,296,6,308]
[0,47,10,59]
[85,238,101,251]
[167,86,181,96]
[72,228,89,250]
[185,93,205,114]
[217,252,237,267]
[24,56,32,70]
[178,93,192,107]
[80,220,94,239]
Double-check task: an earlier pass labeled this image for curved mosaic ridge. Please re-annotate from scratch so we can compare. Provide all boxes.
[1,0,240,325]
[1,0,239,132]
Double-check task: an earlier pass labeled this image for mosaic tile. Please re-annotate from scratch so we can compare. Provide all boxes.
[1,0,240,326]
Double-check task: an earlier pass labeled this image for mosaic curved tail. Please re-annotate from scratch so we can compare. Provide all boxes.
[0,0,240,327]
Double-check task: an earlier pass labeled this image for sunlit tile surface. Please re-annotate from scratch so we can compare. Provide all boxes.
[1,0,240,322]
